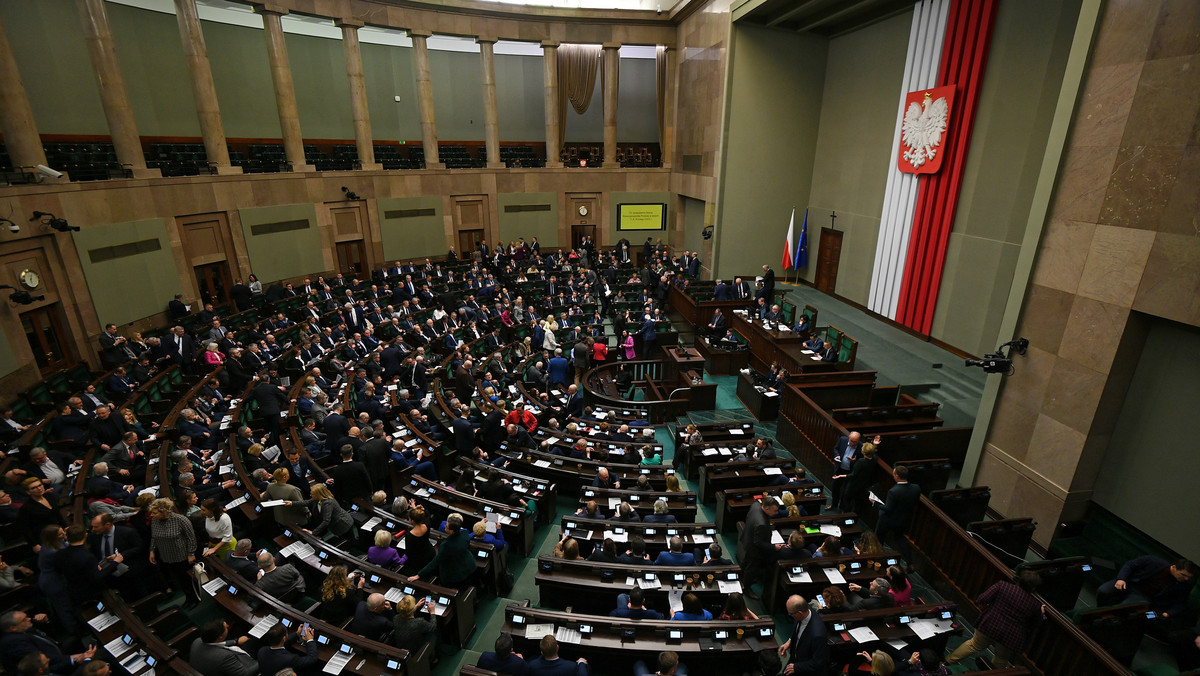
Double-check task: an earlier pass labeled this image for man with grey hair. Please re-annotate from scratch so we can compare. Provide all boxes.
[225,539,258,581]
[847,577,894,611]
[24,447,80,496]
[0,610,96,673]
[86,462,133,503]
[255,551,305,597]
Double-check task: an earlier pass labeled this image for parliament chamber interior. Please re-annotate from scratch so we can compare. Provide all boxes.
[0,0,1197,675]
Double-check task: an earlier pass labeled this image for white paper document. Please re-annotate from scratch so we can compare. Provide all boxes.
[360,516,381,531]
[225,495,249,510]
[691,533,713,544]
[534,460,552,468]
[818,525,842,538]
[848,626,879,643]
[770,530,784,545]
[259,500,286,508]
[788,569,814,583]
[824,568,847,585]
[668,589,684,614]
[104,636,134,658]
[203,577,227,596]
[322,651,353,674]
[763,467,783,475]
[524,623,555,640]
[718,579,743,594]
[248,615,279,638]
[555,626,582,644]
[88,612,120,631]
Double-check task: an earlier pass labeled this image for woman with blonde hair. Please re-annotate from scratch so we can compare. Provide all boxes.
[856,649,895,675]
[664,474,682,493]
[392,594,438,653]
[148,498,200,608]
[262,467,305,526]
[368,529,406,569]
[780,491,800,518]
[318,565,364,621]
[289,483,354,539]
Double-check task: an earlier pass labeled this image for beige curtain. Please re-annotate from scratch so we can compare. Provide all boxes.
[656,46,667,151]
[557,44,603,141]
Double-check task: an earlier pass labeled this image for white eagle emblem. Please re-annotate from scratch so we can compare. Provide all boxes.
[902,94,949,169]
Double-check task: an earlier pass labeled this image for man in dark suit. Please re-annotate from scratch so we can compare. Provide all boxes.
[357,429,393,496]
[89,513,146,583]
[352,594,395,642]
[257,622,320,676]
[225,540,260,581]
[451,407,477,454]
[166,326,196,372]
[327,445,373,508]
[478,633,528,675]
[454,359,476,401]
[323,405,351,453]
[250,377,289,445]
[761,264,776,300]
[277,449,326,498]
[255,551,306,597]
[847,577,895,611]
[563,385,584,419]
[99,431,138,476]
[168,293,189,320]
[780,595,830,676]
[527,635,588,676]
[58,525,124,605]
[733,276,752,301]
[190,619,259,676]
[740,497,779,599]
[707,308,727,336]
[0,611,95,675]
[873,465,921,563]
[829,432,876,510]
[638,317,658,358]
[98,324,129,370]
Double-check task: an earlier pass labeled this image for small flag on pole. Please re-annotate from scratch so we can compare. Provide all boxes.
[795,208,809,269]
[782,208,796,270]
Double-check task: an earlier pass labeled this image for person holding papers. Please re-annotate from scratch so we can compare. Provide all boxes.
[669,593,712,621]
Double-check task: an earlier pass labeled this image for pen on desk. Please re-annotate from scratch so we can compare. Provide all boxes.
[356,658,366,669]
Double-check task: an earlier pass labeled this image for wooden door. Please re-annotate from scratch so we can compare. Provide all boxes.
[21,305,75,375]
[335,240,367,276]
[815,227,843,295]
[194,261,233,306]
[458,229,484,256]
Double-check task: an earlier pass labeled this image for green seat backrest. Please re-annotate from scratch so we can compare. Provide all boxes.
[826,327,842,345]
[803,307,816,323]
[838,338,854,363]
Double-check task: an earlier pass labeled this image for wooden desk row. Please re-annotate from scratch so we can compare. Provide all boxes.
[534,556,743,616]
[502,601,778,675]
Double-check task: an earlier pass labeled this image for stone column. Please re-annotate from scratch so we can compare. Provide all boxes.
[602,43,620,168]
[661,46,676,170]
[541,41,561,168]
[0,14,48,171]
[173,0,239,174]
[410,31,441,169]
[338,19,380,170]
[256,6,313,172]
[76,0,158,177]
[478,37,502,169]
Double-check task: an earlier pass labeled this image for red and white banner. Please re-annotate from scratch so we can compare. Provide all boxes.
[898,85,955,174]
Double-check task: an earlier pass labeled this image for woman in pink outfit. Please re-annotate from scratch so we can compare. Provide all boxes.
[621,330,636,360]
[202,342,224,366]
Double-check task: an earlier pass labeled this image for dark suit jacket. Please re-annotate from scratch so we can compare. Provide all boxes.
[0,630,73,674]
[452,417,476,453]
[258,639,320,676]
[352,602,395,642]
[189,638,259,676]
[788,613,831,675]
[256,563,306,597]
[877,482,921,533]
[358,438,392,487]
[741,502,775,563]
[226,554,260,582]
[57,544,118,603]
[328,460,373,506]
[323,413,351,451]
[251,382,288,417]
